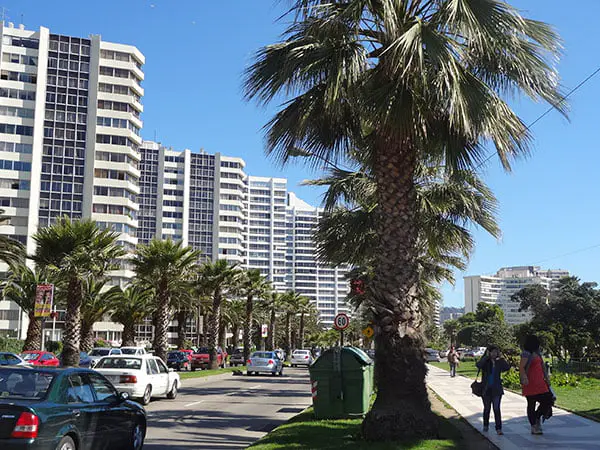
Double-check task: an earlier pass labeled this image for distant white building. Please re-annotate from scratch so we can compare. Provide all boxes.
[464,266,569,325]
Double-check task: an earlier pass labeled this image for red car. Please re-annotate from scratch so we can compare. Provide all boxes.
[191,347,226,370]
[19,351,60,367]
[179,349,194,364]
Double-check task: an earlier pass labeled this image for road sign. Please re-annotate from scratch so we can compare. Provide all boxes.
[362,325,374,339]
[261,324,268,338]
[333,313,350,331]
[34,284,54,318]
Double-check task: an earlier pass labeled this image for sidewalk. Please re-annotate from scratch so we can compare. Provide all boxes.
[427,364,600,450]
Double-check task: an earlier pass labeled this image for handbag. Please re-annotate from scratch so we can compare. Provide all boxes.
[471,368,484,397]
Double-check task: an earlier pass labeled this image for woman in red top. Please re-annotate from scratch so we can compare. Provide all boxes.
[519,335,553,435]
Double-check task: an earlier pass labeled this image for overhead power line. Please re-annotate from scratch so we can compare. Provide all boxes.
[476,65,600,170]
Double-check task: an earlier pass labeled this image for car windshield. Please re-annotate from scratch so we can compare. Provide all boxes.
[89,349,110,356]
[251,352,273,359]
[233,349,243,355]
[0,368,56,399]
[195,347,209,354]
[20,353,40,361]
[120,348,139,354]
[79,352,88,359]
[94,357,142,370]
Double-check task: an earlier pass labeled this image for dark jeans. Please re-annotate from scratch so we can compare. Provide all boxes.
[482,394,502,430]
[526,393,553,425]
[450,363,457,377]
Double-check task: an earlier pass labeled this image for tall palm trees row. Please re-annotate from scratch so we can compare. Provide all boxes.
[0,218,317,368]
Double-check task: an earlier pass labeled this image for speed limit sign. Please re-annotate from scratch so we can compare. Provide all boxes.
[333,313,350,330]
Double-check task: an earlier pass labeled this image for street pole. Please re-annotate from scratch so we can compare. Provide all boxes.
[40,319,46,351]
[51,306,56,342]
[340,330,344,347]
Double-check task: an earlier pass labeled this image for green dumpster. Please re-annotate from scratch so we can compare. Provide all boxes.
[309,346,374,419]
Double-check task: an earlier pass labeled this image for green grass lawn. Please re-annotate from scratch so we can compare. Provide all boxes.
[429,361,600,421]
[178,367,237,379]
[249,408,463,450]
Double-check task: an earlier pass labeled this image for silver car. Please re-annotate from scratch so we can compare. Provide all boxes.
[246,351,284,376]
[290,349,313,367]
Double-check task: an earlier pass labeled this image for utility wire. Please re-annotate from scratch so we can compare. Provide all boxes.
[475,65,600,171]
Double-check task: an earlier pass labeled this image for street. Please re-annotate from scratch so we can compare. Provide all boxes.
[143,367,312,449]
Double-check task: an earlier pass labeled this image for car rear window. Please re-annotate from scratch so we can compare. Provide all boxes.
[94,358,142,370]
[120,348,138,355]
[293,350,310,355]
[251,352,273,359]
[89,349,110,356]
[168,352,183,358]
[0,368,55,399]
[20,353,40,361]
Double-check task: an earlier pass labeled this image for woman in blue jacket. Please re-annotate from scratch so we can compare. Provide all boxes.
[476,345,510,435]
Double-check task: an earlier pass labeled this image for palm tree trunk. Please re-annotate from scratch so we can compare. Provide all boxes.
[268,307,276,350]
[80,321,94,353]
[121,320,136,347]
[207,291,221,370]
[243,294,253,361]
[299,313,305,349]
[218,320,226,350]
[285,313,292,357]
[176,310,188,349]
[23,312,42,351]
[231,325,239,349]
[62,277,83,367]
[153,282,170,362]
[361,138,437,439]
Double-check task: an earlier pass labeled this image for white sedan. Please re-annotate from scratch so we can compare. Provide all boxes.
[290,349,314,367]
[93,354,180,405]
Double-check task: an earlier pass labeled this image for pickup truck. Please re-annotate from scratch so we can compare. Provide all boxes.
[191,346,227,370]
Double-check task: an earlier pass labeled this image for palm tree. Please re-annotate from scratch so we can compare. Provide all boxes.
[133,239,200,362]
[238,269,271,360]
[443,319,461,347]
[80,279,121,352]
[281,291,304,356]
[170,285,197,349]
[244,0,565,438]
[2,265,50,351]
[196,259,240,369]
[0,209,25,267]
[260,291,285,350]
[222,299,246,350]
[110,285,154,347]
[296,296,317,349]
[32,218,124,366]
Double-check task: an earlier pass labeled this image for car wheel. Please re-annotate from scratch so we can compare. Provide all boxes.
[247,371,252,376]
[279,370,283,376]
[130,420,146,450]
[167,382,178,399]
[271,372,276,376]
[55,435,76,450]
[141,385,152,405]
[191,366,195,372]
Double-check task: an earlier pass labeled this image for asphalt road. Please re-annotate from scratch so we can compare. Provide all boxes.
[143,367,312,449]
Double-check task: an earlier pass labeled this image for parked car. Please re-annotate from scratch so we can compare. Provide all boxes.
[167,351,190,371]
[0,366,147,450]
[191,346,226,370]
[290,349,314,367]
[229,348,245,367]
[89,347,123,367]
[0,352,26,366]
[93,354,180,405]
[121,346,147,356]
[19,351,60,367]
[58,351,93,368]
[246,351,284,376]
[439,349,449,359]
[425,348,441,362]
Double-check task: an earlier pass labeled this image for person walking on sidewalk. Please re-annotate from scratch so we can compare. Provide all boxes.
[476,345,510,435]
[447,346,460,377]
[520,334,554,435]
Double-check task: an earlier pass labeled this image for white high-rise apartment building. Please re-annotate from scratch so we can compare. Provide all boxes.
[286,193,350,325]
[138,141,246,265]
[0,23,144,338]
[464,266,569,325]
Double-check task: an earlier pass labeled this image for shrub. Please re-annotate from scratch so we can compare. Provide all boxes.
[550,371,580,387]
[502,368,522,390]
[93,339,110,348]
[45,340,63,354]
[0,336,24,354]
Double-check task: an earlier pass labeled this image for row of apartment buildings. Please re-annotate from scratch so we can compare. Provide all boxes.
[464,266,569,325]
[0,23,349,344]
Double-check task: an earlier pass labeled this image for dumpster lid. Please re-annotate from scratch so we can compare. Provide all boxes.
[344,347,373,365]
[311,346,373,369]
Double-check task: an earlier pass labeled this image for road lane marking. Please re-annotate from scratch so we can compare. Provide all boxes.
[248,385,262,389]
[184,400,205,407]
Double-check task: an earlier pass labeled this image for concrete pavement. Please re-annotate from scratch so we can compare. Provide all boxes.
[143,367,312,449]
[427,364,600,450]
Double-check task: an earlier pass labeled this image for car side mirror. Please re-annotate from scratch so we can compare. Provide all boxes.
[119,392,130,402]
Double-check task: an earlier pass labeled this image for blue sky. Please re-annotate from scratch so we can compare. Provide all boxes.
[8,1,600,307]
